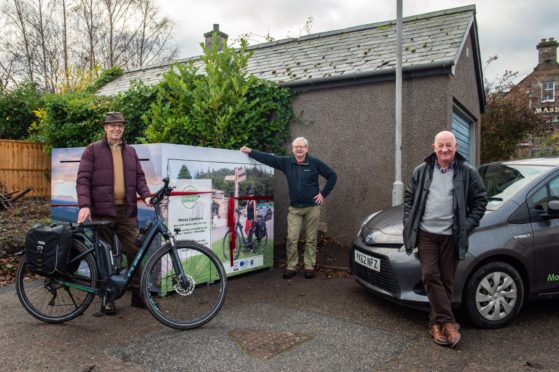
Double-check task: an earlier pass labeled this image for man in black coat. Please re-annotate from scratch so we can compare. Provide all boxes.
[403,131,487,347]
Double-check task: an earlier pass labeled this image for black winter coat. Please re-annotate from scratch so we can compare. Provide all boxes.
[402,152,487,260]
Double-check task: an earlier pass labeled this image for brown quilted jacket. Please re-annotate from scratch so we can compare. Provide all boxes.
[76,137,151,218]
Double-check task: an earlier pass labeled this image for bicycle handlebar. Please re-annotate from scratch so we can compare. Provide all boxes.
[151,177,174,206]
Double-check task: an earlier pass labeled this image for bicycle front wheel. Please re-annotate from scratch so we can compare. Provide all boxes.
[16,238,98,323]
[141,241,227,330]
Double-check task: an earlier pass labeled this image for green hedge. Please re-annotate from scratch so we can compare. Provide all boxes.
[144,35,293,153]
[0,83,43,140]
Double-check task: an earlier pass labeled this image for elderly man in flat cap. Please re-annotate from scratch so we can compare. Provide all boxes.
[76,112,152,314]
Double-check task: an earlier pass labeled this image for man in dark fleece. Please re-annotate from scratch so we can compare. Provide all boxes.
[240,137,336,279]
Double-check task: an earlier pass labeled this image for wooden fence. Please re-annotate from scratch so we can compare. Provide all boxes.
[0,140,51,198]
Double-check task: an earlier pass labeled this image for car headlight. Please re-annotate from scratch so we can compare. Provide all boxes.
[357,211,381,239]
[360,226,389,245]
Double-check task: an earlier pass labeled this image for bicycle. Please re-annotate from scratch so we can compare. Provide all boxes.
[15,177,227,330]
[222,206,269,260]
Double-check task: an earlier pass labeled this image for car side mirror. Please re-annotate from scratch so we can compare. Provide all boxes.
[542,200,559,219]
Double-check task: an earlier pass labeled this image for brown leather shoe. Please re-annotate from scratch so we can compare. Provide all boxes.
[442,322,461,347]
[429,324,449,346]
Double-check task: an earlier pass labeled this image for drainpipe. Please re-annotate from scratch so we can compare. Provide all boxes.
[392,0,404,206]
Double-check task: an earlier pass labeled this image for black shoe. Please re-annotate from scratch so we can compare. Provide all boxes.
[131,290,147,309]
[104,301,117,315]
[282,270,296,279]
[304,270,316,279]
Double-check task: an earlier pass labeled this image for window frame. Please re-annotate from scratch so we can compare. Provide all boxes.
[541,81,555,103]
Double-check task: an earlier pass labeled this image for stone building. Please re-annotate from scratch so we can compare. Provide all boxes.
[97,5,485,247]
[513,38,559,156]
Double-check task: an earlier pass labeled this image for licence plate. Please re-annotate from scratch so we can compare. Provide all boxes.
[354,250,381,272]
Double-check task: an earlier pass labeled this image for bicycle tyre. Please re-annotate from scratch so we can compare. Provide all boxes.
[221,230,241,260]
[16,238,98,323]
[141,240,227,330]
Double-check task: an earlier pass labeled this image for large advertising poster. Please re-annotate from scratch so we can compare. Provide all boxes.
[51,143,274,277]
[162,145,274,275]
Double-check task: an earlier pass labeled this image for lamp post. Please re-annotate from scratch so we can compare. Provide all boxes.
[392,0,404,206]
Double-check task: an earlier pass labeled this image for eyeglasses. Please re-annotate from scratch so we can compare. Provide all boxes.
[292,145,307,149]
[107,123,125,128]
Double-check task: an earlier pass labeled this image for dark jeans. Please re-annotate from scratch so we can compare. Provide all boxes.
[417,229,458,326]
[94,204,140,288]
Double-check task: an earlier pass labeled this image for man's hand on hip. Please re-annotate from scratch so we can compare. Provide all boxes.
[314,192,324,205]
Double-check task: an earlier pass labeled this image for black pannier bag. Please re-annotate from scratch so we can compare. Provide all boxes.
[25,223,73,276]
[264,208,272,221]
[255,218,266,240]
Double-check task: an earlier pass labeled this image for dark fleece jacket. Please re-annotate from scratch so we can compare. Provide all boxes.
[249,150,337,207]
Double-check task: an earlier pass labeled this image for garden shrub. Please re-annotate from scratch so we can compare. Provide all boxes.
[0,83,43,140]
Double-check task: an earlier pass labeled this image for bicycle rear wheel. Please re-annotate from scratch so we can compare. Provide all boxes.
[16,238,98,323]
[221,230,241,260]
[141,241,227,330]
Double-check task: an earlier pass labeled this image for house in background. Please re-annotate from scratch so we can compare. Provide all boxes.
[512,38,559,156]
[98,5,485,247]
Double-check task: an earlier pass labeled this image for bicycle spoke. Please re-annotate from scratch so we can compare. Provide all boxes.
[64,286,81,309]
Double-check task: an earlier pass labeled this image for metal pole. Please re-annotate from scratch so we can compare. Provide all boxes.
[392,0,404,206]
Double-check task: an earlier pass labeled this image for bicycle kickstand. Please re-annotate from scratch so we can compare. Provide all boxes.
[93,291,110,317]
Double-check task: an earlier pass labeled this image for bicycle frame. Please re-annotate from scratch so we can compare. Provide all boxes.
[64,182,191,305]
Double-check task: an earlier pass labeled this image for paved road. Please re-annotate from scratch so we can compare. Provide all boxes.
[2,268,559,371]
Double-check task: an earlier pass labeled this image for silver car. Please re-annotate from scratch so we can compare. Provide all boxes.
[351,158,559,329]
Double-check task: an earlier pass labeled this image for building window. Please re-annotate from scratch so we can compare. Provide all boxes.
[542,81,555,102]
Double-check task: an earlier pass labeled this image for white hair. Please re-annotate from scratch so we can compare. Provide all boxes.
[292,137,308,146]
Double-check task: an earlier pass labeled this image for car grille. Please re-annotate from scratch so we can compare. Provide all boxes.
[352,247,400,296]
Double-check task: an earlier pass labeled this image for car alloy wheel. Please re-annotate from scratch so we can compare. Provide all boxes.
[465,262,524,329]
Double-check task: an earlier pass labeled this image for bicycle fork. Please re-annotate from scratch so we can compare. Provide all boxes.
[167,237,193,295]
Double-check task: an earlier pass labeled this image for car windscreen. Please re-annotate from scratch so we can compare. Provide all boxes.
[478,163,552,210]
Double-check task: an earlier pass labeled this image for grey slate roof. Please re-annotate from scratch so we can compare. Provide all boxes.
[97,5,479,96]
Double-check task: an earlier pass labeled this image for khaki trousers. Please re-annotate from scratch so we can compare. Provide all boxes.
[286,205,321,271]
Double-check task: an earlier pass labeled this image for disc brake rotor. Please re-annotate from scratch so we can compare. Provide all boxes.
[174,274,195,296]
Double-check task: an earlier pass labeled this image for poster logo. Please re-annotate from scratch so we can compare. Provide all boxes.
[181,185,200,209]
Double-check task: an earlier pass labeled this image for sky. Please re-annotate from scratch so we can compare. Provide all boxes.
[157,0,559,85]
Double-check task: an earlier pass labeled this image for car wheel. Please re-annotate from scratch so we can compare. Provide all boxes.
[464,262,524,329]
